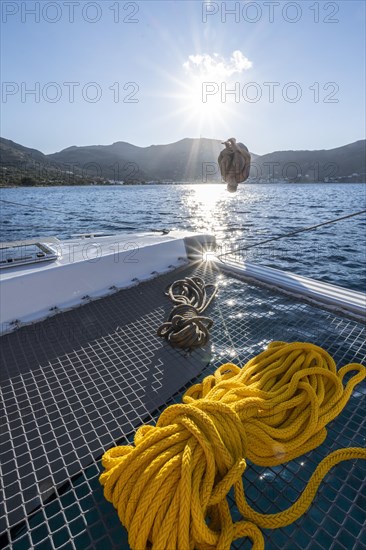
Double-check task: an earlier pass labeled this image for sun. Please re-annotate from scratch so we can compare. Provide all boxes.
[144,49,251,138]
[175,75,236,137]
[186,77,223,118]
[176,50,252,135]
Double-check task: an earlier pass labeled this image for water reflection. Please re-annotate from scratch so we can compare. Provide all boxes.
[183,184,230,233]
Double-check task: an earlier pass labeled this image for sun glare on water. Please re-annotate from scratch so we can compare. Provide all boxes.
[184,184,229,233]
[193,182,225,206]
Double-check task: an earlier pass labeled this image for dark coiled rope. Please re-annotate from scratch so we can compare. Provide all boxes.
[157,277,218,350]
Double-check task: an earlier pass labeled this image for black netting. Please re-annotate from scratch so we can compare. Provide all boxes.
[1,261,365,549]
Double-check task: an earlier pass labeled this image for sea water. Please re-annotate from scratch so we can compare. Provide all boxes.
[1,183,365,292]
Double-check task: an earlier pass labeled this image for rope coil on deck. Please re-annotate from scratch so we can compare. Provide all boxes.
[100,341,366,550]
[157,277,218,350]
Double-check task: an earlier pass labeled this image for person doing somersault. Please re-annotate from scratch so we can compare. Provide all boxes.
[218,138,251,192]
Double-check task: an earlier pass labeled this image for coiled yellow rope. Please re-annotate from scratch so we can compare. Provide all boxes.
[99,341,366,550]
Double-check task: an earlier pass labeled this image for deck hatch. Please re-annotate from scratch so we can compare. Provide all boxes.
[0,243,57,269]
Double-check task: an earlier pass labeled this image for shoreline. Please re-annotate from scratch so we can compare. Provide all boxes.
[1,181,366,189]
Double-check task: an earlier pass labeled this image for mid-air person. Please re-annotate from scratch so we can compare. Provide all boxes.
[218,138,251,192]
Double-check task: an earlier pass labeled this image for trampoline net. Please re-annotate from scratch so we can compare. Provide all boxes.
[0,261,365,550]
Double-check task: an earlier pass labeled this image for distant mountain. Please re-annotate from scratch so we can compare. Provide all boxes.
[47,138,233,182]
[0,137,365,186]
[0,138,46,164]
[47,142,147,182]
[0,138,110,186]
[252,141,366,183]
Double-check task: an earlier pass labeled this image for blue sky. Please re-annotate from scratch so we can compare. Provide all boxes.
[1,0,365,154]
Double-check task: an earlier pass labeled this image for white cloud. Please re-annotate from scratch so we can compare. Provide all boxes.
[183,50,253,79]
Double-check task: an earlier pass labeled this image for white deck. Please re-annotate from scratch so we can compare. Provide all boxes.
[1,231,364,334]
[0,231,213,333]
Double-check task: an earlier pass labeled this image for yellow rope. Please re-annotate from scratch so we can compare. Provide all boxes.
[99,341,366,550]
